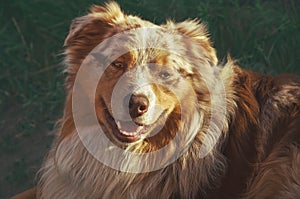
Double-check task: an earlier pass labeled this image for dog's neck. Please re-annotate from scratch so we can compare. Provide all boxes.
[218,63,264,197]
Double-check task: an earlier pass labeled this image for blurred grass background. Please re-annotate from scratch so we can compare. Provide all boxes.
[0,0,299,198]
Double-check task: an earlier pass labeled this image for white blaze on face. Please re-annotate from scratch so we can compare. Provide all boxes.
[111,65,164,125]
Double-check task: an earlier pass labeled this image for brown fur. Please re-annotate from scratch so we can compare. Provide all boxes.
[12,2,300,199]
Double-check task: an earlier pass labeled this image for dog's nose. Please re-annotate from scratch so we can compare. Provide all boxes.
[128,94,149,118]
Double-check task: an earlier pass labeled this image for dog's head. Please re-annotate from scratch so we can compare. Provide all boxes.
[62,2,219,151]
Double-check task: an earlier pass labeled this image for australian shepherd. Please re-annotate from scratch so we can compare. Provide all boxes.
[12,2,300,199]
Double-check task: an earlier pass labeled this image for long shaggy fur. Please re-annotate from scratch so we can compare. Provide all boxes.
[34,2,300,199]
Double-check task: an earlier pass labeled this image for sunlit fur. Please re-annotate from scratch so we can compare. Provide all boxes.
[36,2,300,199]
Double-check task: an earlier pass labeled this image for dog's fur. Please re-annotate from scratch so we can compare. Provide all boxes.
[14,2,300,199]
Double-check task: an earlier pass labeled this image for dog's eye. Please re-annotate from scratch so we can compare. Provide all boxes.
[111,61,126,69]
[159,71,171,79]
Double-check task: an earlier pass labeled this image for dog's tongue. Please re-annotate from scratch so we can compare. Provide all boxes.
[116,120,144,136]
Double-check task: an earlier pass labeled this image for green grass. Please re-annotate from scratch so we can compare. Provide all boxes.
[0,0,299,198]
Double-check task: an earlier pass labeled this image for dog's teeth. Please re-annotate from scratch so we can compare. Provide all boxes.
[116,121,146,136]
[116,121,121,129]
[120,130,134,136]
[129,132,135,136]
[137,126,144,132]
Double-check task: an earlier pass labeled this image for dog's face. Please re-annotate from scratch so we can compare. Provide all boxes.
[63,2,218,150]
[97,51,181,144]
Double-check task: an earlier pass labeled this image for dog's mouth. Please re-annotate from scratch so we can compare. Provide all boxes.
[107,113,149,143]
[102,101,165,143]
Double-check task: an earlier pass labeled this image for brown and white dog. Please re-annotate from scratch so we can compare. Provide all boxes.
[12,2,300,199]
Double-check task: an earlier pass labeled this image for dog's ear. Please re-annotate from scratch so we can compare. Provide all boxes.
[63,2,126,90]
[64,2,124,46]
[164,20,218,66]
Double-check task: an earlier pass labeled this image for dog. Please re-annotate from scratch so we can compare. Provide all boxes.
[12,2,300,199]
